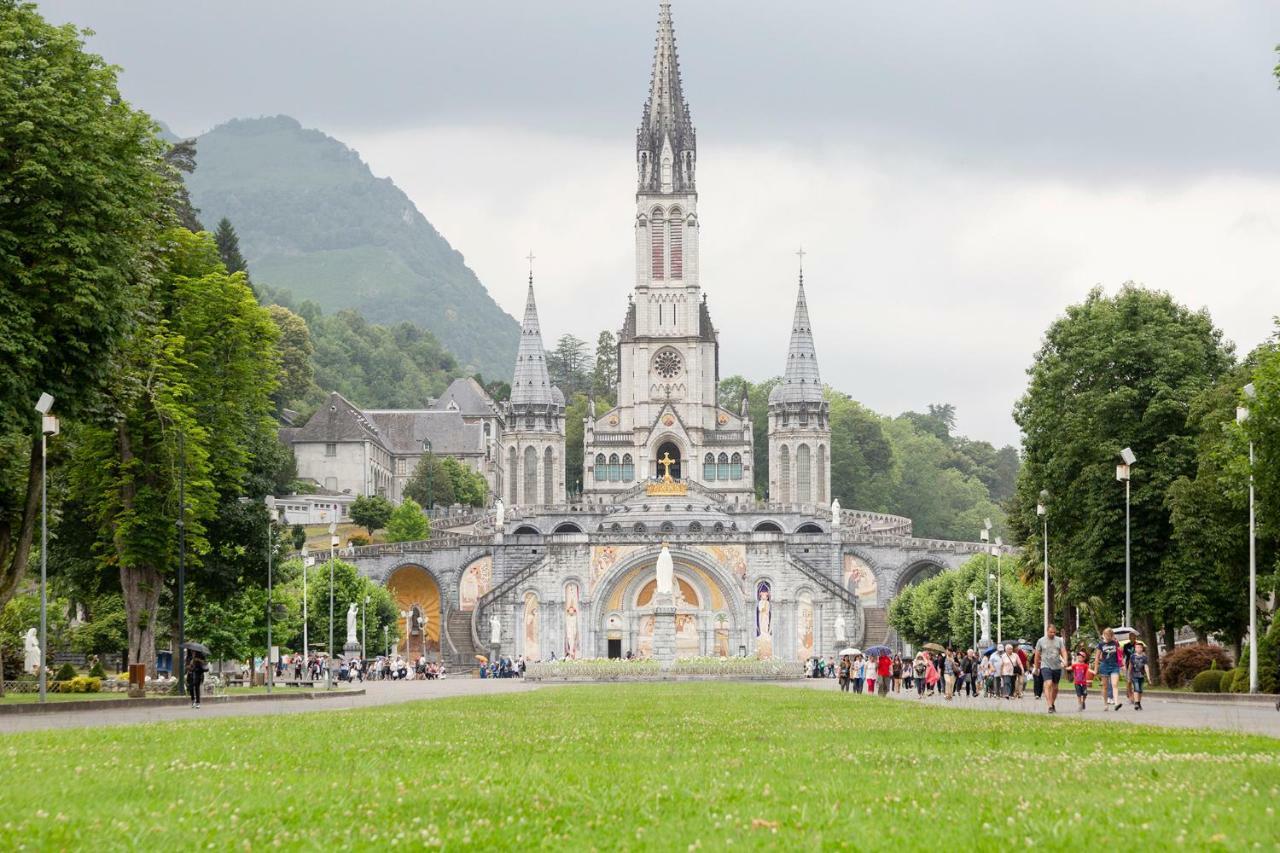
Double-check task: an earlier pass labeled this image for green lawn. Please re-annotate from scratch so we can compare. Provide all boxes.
[1,683,1277,849]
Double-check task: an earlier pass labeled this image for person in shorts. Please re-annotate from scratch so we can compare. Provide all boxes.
[1129,642,1149,710]
[1070,650,1093,711]
[1034,623,1068,714]
[1093,627,1125,710]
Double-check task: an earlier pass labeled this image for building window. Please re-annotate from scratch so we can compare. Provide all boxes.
[669,210,683,279]
[717,452,730,481]
[731,452,743,481]
[608,453,620,482]
[594,453,606,482]
[779,445,790,504]
[797,443,811,504]
[650,206,665,280]
[621,453,634,481]
[816,444,827,503]
[508,446,518,505]
[544,446,554,505]
[524,446,538,506]
[703,453,716,481]
[325,443,337,457]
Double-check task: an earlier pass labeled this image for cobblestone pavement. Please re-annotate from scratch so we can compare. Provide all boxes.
[0,677,541,734]
[783,677,1280,738]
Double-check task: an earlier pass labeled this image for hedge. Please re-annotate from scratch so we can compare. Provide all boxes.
[1159,644,1234,688]
[1190,669,1224,693]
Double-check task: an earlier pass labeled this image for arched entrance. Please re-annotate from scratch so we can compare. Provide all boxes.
[655,440,682,480]
[896,560,945,595]
[385,565,441,660]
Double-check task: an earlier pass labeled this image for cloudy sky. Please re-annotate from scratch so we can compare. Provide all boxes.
[37,1,1280,445]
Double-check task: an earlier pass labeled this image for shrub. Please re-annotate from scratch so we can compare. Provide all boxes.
[1190,670,1223,693]
[64,676,101,693]
[54,662,77,681]
[1237,621,1280,694]
[1217,669,1235,692]
[347,534,370,547]
[1159,644,1234,688]
[1229,667,1250,693]
[88,659,106,678]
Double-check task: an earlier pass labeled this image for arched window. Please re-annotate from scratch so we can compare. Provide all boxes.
[621,454,634,481]
[608,453,620,482]
[594,453,606,482]
[796,443,811,504]
[688,521,703,533]
[650,207,665,280]
[779,445,791,503]
[660,521,674,533]
[543,446,554,505]
[717,452,730,481]
[703,452,716,480]
[508,446,518,504]
[523,445,538,506]
[669,209,683,279]
[731,452,743,480]
[816,444,827,503]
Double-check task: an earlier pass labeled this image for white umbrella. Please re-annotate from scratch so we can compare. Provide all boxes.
[839,647,861,657]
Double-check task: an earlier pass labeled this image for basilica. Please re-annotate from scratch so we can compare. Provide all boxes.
[337,1,991,665]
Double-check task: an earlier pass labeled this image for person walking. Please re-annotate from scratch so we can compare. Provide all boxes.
[1033,623,1068,714]
[185,653,207,709]
[1129,642,1149,711]
[1122,632,1138,705]
[1070,650,1093,712]
[876,651,892,696]
[942,651,957,700]
[1093,628,1125,711]
[891,655,903,693]
[838,655,851,692]
[998,644,1017,700]
[913,653,928,697]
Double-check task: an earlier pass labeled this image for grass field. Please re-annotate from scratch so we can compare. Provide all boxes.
[1,683,1277,849]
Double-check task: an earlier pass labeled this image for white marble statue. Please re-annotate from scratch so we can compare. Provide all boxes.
[346,603,358,644]
[23,628,40,674]
[831,499,841,528]
[834,613,847,642]
[980,602,991,644]
[494,498,505,528]
[656,544,674,597]
[489,614,501,644]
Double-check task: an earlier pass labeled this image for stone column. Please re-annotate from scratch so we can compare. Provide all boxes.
[651,594,677,663]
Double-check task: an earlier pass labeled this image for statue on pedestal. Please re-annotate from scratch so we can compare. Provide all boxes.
[979,602,991,646]
[834,613,847,643]
[494,498,505,529]
[346,603,358,645]
[489,614,501,644]
[831,499,841,528]
[656,543,674,596]
[23,628,40,674]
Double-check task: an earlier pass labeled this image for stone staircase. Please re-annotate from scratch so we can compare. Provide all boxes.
[862,607,889,647]
[445,610,479,670]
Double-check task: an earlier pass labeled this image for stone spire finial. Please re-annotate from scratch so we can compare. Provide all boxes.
[769,266,824,405]
[509,268,560,408]
[637,0,695,192]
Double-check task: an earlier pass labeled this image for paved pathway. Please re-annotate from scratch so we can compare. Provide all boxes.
[783,678,1280,738]
[0,678,540,734]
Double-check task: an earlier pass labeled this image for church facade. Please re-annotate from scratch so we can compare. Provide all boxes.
[345,2,994,665]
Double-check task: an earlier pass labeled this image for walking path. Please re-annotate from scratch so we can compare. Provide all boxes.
[785,678,1280,738]
[0,678,540,734]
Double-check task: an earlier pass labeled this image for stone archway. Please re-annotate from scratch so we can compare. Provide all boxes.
[654,440,682,480]
[896,559,946,595]
[385,564,441,660]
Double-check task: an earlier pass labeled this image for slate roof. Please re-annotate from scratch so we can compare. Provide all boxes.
[291,391,387,448]
[436,377,500,417]
[769,275,824,405]
[364,410,483,457]
[509,278,564,409]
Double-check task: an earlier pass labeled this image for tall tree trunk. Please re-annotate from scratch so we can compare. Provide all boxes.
[121,563,162,677]
[1162,621,1176,655]
[0,433,45,699]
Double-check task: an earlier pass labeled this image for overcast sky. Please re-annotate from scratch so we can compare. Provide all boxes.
[37,1,1280,445]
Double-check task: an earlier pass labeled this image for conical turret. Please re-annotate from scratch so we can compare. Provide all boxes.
[509,275,562,408]
[769,273,823,405]
[637,0,695,193]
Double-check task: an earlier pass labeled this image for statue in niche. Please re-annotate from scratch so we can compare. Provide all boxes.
[834,613,847,643]
[489,614,501,645]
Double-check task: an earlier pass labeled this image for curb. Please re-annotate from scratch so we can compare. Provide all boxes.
[0,688,365,716]
[1150,692,1279,707]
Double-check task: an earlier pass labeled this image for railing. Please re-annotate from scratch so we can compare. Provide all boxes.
[588,432,634,445]
[340,532,490,560]
[470,554,548,652]
[788,554,861,610]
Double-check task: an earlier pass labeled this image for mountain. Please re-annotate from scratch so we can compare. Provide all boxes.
[184,115,519,381]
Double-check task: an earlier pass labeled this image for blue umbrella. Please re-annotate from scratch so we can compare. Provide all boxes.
[982,646,997,657]
[865,645,892,657]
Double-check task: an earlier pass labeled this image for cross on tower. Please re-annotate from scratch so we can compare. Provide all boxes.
[795,246,806,277]
[526,250,536,281]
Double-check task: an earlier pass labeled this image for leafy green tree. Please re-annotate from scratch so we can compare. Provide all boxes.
[593,330,618,398]
[279,558,397,657]
[0,2,170,626]
[888,555,1042,649]
[719,376,777,497]
[385,498,430,543]
[350,495,393,537]
[291,524,307,551]
[403,454,455,508]
[70,594,127,659]
[827,391,895,513]
[1244,323,1280,589]
[565,393,589,497]
[266,305,315,409]
[439,457,487,507]
[548,334,591,399]
[0,591,70,679]
[69,229,280,675]
[214,217,248,275]
[163,137,202,232]
[1010,285,1233,665]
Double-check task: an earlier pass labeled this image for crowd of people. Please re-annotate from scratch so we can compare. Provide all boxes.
[810,624,1154,714]
[478,657,526,678]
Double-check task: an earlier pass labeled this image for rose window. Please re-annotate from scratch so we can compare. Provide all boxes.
[653,349,682,379]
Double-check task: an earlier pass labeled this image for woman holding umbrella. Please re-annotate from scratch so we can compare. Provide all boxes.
[184,643,209,709]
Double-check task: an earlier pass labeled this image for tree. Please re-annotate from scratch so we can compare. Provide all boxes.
[162,137,202,232]
[350,495,393,537]
[592,330,618,399]
[888,554,1042,650]
[69,229,280,675]
[403,454,455,508]
[439,457,487,507]
[547,334,591,398]
[266,305,316,409]
[385,498,430,543]
[0,2,170,631]
[827,392,894,513]
[1010,285,1233,666]
[718,376,776,497]
[213,217,248,275]
[564,393,589,497]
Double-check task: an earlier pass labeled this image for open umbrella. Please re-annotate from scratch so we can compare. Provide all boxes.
[475,654,488,664]
[922,642,945,653]
[839,647,861,657]
[182,641,210,657]
[865,645,892,657]
[1113,626,1139,638]
[1018,642,1035,653]
[982,646,997,657]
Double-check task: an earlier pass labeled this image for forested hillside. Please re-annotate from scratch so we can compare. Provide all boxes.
[185,116,519,379]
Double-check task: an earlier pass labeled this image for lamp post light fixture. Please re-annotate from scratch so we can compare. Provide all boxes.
[300,544,310,679]
[968,592,977,651]
[1117,448,1136,627]
[993,537,1003,647]
[1037,490,1049,637]
[264,496,277,695]
[362,595,370,660]
[1238,384,1258,693]
[328,521,337,689]
[35,393,57,704]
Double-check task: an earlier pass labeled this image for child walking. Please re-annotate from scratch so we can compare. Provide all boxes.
[1129,642,1150,711]
[1070,650,1093,712]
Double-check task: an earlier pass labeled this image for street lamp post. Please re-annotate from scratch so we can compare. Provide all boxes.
[968,592,977,651]
[424,438,433,511]
[300,544,310,680]
[328,521,337,689]
[1037,490,1049,637]
[979,521,991,646]
[177,429,186,694]
[1238,385,1258,693]
[264,496,276,695]
[1117,449,1136,627]
[994,537,1003,646]
[362,595,369,659]
[35,394,58,704]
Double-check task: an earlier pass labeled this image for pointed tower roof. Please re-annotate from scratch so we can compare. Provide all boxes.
[637,1,695,192]
[769,271,824,405]
[509,273,562,408]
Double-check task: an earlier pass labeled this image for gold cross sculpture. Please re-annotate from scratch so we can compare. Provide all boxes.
[658,452,677,481]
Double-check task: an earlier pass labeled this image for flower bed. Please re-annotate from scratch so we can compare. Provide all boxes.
[526,657,802,681]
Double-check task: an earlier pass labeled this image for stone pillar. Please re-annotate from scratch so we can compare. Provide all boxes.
[651,594,677,663]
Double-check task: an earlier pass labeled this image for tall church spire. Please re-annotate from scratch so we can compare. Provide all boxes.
[509,271,560,407]
[637,0,695,193]
[770,268,824,404]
